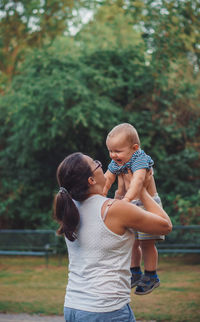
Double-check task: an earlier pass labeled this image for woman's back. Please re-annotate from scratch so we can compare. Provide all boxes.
[64,194,134,312]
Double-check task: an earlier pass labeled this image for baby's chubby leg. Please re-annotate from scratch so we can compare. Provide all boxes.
[130,240,143,288]
[131,240,142,267]
[140,239,158,271]
[134,239,160,295]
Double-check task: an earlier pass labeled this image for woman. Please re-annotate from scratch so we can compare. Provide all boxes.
[54,152,172,322]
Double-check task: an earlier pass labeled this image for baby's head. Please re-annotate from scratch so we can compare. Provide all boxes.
[106,123,140,166]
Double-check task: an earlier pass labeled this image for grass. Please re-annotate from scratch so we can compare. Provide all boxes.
[0,254,200,321]
[131,255,200,321]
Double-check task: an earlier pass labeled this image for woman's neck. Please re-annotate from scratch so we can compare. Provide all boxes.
[87,187,104,198]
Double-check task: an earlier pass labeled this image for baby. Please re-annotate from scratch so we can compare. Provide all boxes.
[103,123,164,295]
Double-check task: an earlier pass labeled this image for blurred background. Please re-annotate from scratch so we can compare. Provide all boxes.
[0,0,199,231]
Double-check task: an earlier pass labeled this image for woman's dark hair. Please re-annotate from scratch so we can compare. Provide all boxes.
[53,152,92,241]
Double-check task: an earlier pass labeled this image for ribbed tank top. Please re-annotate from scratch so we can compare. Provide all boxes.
[64,194,134,312]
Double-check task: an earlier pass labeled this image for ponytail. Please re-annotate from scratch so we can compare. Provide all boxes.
[53,152,92,241]
[53,190,79,242]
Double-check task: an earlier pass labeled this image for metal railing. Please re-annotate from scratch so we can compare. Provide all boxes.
[0,226,200,257]
[0,229,61,266]
[157,225,200,253]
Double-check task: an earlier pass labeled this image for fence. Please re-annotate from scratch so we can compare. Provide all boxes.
[157,225,200,253]
[0,226,200,261]
[0,229,60,266]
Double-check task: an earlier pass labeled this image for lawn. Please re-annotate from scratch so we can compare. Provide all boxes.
[0,255,200,321]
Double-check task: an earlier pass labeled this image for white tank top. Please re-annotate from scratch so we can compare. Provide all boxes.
[64,194,134,312]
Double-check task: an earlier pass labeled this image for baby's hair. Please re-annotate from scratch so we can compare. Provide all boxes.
[107,123,140,145]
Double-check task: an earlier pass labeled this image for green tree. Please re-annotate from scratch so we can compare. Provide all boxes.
[87,1,200,223]
[0,0,199,228]
[1,44,148,228]
[0,0,94,87]
[76,1,143,51]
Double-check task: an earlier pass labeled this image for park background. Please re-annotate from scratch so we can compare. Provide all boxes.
[0,0,199,230]
[0,1,200,321]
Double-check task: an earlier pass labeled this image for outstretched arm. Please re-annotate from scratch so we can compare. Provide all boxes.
[103,170,116,196]
[114,174,126,199]
[123,169,146,202]
[105,188,172,236]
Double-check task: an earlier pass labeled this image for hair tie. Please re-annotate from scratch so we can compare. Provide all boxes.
[59,187,68,194]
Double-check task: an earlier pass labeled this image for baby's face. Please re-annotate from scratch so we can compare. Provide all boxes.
[106,135,136,166]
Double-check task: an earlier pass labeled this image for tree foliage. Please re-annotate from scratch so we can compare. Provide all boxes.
[0,0,93,86]
[0,0,199,228]
[76,1,143,50]
[1,45,143,228]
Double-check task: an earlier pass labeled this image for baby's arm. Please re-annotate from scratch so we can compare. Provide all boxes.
[103,170,116,196]
[114,174,126,199]
[123,169,146,202]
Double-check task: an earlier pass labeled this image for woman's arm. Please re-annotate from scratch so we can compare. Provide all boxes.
[104,188,172,236]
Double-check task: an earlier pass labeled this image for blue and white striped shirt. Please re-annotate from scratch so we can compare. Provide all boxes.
[108,149,154,175]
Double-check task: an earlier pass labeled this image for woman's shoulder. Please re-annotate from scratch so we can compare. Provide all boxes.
[107,198,135,216]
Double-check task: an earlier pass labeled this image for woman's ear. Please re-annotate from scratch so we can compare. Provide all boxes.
[88,176,96,185]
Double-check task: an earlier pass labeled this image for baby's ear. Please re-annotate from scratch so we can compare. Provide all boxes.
[133,144,139,151]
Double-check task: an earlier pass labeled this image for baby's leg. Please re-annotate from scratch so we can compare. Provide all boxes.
[140,239,158,271]
[130,239,143,288]
[131,240,142,268]
[133,194,163,295]
[134,239,160,295]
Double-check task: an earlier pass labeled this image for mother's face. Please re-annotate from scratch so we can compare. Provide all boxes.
[84,155,106,190]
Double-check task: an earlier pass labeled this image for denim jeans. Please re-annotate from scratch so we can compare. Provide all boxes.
[64,303,136,322]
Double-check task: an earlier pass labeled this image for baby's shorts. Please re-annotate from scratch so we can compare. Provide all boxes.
[131,193,165,241]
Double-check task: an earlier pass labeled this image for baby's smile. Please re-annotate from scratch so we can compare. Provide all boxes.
[115,158,124,165]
